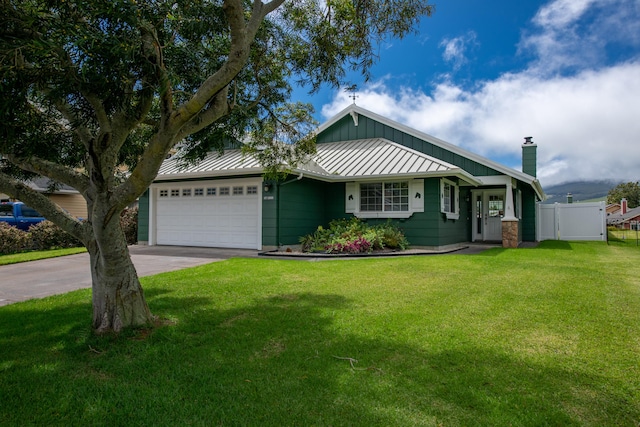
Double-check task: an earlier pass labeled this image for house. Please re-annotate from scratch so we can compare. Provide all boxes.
[0,178,87,218]
[607,198,640,230]
[606,202,620,216]
[138,105,545,250]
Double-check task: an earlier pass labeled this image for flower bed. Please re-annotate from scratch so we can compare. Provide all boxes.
[299,218,409,254]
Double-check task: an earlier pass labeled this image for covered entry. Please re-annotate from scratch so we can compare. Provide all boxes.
[472,190,505,242]
[471,178,522,244]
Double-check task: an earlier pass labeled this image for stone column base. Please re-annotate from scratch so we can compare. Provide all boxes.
[502,220,519,248]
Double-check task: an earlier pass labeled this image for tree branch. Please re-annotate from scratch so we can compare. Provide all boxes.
[169,0,281,130]
[3,154,90,195]
[174,86,231,141]
[0,171,90,241]
[51,97,94,149]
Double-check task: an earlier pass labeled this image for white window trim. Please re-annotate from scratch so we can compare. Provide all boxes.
[346,179,424,219]
[441,178,460,220]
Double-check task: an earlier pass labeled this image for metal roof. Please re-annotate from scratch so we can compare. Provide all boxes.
[156,138,482,185]
[156,149,263,180]
[298,138,481,184]
[607,206,640,225]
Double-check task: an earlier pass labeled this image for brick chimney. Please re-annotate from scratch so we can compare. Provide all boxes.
[522,136,537,177]
[621,198,628,215]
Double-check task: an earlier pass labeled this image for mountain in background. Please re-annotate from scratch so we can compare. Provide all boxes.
[540,180,620,204]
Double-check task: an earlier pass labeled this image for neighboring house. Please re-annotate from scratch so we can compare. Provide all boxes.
[607,199,640,230]
[606,203,620,216]
[0,178,87,218]
[138,105,545,250]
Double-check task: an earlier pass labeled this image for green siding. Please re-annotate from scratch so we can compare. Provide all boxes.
[273,177,471,248]
[278,179,328,245]
[261,180,278,247]
[521,186,537,241]
[138,190,149,242]
[262,178,339,247]
[522,144,537,177]
[317,115,502,177]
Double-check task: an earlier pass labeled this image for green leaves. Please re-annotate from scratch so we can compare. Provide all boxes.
[607,182,640,208]
[0,0,434,201]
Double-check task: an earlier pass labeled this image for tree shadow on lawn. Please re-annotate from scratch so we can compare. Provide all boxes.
[0,290,636,426]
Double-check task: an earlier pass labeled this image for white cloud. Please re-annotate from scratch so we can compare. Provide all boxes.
[440,31,477,70]
[532,0,595,28]
[320,0,640,187]
[521,0,640,73]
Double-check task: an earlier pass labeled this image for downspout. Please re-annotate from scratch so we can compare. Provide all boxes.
[276,173,304,248]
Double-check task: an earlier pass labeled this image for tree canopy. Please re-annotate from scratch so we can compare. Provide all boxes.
[607,181,640,208]
[0,0,434,333]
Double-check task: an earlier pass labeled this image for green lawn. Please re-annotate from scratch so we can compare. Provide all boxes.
[0,247,87,266]
[1,241,638,426]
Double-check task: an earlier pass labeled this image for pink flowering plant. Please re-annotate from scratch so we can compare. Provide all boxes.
[299,218,409,254]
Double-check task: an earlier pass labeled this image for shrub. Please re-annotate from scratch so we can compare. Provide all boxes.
[29,220,83,250]
[375,220,410,250]
[121,207,138,245]
[299,217,409,254]
[0,222,29,254]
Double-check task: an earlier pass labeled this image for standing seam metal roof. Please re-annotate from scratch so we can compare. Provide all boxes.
[155,137,475,183]
[307,138,461,179]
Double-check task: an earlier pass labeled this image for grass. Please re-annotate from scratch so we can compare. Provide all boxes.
[0,247,87,266]
[609,228,640,246]
[0,241,639,426]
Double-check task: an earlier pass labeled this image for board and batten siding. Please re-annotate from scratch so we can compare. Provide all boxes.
[262,178,339,248]
[520,186,537,242]
[138,190,150,243]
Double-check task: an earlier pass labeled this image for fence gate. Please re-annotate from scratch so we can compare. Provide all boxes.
[537,201,606,241]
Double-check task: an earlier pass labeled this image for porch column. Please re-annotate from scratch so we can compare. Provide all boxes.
[501,181,519,248]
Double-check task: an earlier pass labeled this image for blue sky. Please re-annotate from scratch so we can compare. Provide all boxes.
[298,0,640,188]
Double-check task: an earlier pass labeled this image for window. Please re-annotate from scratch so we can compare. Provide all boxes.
[219,187,230,196]
[384,182,409,212]
[441,179,459,219]
[159,189,168,198]
[182,188,192,197]
[21,206,42,217]
[346,179,423,219]
[194,188,204,196]
[360,182,409,213]
[232,186,244,196]
[206,187,216,196]
[170,189,180,197]
[247,186,258,195]
[360,183,382,212]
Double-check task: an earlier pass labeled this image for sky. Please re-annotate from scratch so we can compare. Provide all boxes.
[298,0,640,188]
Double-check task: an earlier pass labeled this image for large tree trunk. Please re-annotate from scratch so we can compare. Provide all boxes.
[88,210,154,334]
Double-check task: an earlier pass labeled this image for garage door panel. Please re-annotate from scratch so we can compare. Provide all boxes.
[154,179,261,249]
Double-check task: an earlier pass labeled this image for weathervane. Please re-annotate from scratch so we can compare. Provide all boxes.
[345,85,358,104]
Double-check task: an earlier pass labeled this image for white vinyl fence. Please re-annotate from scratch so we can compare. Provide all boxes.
[537,201,606,241]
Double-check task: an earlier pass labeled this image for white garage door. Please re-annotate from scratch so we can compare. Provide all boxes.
[153,179,262,249]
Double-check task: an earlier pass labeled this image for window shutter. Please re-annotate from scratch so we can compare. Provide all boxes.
[345,182,357,213]
[411,179,424,212]
[454,185,459,214]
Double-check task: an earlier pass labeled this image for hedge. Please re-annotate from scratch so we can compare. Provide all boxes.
[0,207,139,255]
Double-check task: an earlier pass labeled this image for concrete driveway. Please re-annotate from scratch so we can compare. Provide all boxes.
[0,246,260,307]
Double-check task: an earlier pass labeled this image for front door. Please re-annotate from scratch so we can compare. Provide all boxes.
[486,192,505,241]
[472,191,505,242]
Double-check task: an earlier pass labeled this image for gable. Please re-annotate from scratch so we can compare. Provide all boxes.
[317,113,501,177]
